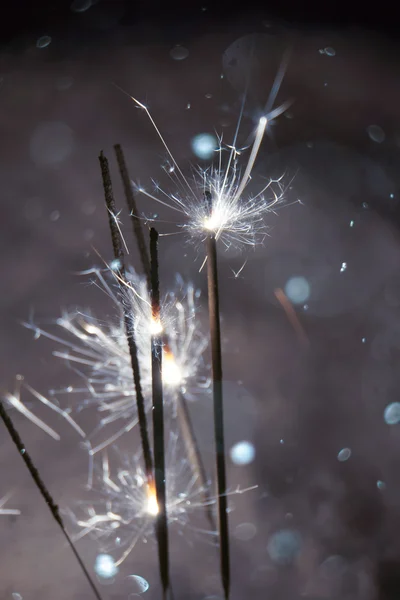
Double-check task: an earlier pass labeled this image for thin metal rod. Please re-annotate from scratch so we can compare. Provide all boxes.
[0,401,103,600]
[150,227,169,598]
[176,391,216,532]
[205,192,230,600]
[113,144,151,286]
[99,151,153,481]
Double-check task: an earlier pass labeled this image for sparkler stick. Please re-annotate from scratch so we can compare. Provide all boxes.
[150,227,170,598]
[0,401,103,600]
[98,151,154,482]
[113,144,151,285]
[175,390,216,532]
[205,191,230,599]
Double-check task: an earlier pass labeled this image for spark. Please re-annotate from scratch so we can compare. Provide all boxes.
[0,492,20,516]
[23,268,209,453]
[230,260,248,279]
[3,375,85,440]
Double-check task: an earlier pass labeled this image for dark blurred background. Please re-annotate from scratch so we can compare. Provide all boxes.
[1,1,400,599]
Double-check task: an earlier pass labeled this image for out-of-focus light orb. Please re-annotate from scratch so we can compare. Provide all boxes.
[12,594,22,600]
[325,47,336,56]
[234,522,257,541]
[127,575,149,593]
[56,76,74,91]
[170,45,189,60]
[30,121,74,166]
[377,480,386,490]
[267,529,302,565]
[284,276,310,304]
[384,402,400,425]
[36,35,51,48]
[230,441,255,465]
[71,0,92,11]
[367,125,385,143]
[337,448,351,462]
[340,262,347,273]
[94,554,118,579]
[191,133,217,160]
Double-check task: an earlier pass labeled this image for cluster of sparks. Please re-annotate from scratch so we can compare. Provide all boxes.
[132,97,287,251]
[69,427,256,567]
[70,428,216,566]
[23,268,209,454]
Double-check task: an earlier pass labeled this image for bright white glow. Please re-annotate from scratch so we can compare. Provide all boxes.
[94,554,118,579]
[150,317,163,335]
[230,441,256,465]
[163,351,183,386]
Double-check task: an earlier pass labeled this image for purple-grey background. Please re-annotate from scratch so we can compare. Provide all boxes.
[1,3,400,599]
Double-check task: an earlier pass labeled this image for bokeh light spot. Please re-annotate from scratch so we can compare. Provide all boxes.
[234,522,257,541]
[267,529,302,565]
[384,402,400,425]
[127,575,149,593]
[191,133,217,159]
[367,125,385,143]
[70,0,92,12]
[36,36,51,49]
[337,448,351,462]
[170,45,189,60]
[284,276,310,304]
[230,441,255,465]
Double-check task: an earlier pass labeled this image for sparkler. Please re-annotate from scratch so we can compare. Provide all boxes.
[0,401,103,600]
[150,227,170,598]
[99,151,154,483]
[114,144,151,284]
[69,430,216,564]
[205,190,230,600]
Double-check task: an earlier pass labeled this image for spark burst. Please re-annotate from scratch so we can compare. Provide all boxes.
[130,96,287,252]
[69,427,257,566]
[24,268,209,454]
